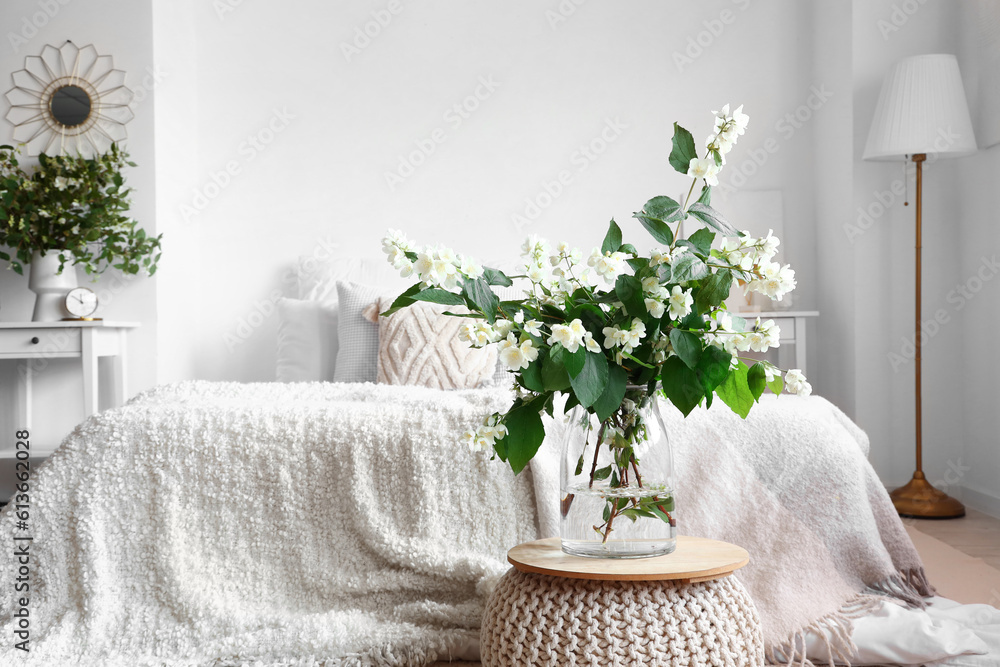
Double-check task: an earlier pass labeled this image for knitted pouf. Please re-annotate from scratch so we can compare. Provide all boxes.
[481,568,765,667]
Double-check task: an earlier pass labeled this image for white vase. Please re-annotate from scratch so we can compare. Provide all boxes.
[28,250,77,321]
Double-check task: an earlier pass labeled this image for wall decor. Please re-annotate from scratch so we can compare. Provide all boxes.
[4,41,134,156]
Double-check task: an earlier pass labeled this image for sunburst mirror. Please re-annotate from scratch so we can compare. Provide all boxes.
[4,41,134,156]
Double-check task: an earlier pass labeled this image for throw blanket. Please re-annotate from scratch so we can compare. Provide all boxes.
[531,394,931,665]
[0,382,535,666]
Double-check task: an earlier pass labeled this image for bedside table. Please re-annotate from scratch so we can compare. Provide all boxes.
[0,321,139,456]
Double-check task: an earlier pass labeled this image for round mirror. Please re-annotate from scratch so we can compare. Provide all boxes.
[49,84,92,128]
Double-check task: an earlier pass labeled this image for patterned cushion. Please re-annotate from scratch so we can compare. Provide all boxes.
[370,297,498,390]
[333,281,394,383]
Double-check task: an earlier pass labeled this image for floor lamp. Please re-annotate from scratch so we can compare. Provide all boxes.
[863,54,977,519]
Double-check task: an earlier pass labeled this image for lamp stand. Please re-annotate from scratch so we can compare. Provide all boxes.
[889,153,966,519]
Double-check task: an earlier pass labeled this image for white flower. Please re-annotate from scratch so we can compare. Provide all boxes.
[784,369,811,396]
[758,229,780,262]
[583,331,601,353]
[458,321,478,346]
[521,235,549,262]
[547,318,588,353]
[748,262,796,301]
[53,176,68,191]
[645,298,665,319]
[602,319,646,354]
[526,263,547,282]
[731,104,750,134]
[687,157,719,186]
[524,319,543,337]
[650,245,686,267]
[494,319,515,339]
[513,310,524,324]
[667,285,693,320]
[461,430,482,452]
[763,365,777,383]
[587,249,629,284]
[497,333,539,371]
[459,255,484,280]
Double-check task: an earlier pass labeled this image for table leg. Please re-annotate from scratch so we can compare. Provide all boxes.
[794,316,807,373]
[16,361,32,430]
[81,328,99,416]
[111,329,128,408]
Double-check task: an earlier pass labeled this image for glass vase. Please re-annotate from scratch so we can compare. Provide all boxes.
[559,386,676,558]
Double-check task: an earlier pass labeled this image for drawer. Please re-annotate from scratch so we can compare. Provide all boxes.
[0,329,82,356]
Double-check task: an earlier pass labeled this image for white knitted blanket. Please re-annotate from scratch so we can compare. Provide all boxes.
[0,382,536,666]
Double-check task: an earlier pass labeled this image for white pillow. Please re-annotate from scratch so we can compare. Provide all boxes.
[333,281,395,383]
[276,298,338,382]
[799,596,991,666]
[298,257,406,305]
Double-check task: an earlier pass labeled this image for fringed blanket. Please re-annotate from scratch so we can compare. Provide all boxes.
[531,394,932,665]
[0,382,534,666]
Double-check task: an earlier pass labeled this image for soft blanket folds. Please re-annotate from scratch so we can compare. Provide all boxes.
[0,382,535,666]
[531,394,931,665]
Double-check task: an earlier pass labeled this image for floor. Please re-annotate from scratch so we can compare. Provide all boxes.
[907,508,1000,571]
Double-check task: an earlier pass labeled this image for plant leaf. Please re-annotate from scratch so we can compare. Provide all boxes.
[694,269,732,313]
[592,363,627,422]
[569,351,609,409]
[410,288,466,306]
[670,254,710,283]
[688,202,740,237]
[696,344,732,394]
[668,329,702,370]
[483,267,513,287]
[463,277,499,323]
[380,283,423,317]
[687,227,716,256]
[614,274,645,318]
[747,362,767,402]
[601,219,622,254]
[668,123,697,175]
[715,362,754,418]
[660,356,703,416]
[504,403,546,474]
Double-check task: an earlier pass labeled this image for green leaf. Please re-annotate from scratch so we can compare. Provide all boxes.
[696,344,732,394]
[687,227,716,256]
[504,403,546,474]
[593,465,612,481]
[747,363,767,402]
[715,362,755,419]
[694,269,733,314]
[620,243,637,255]
[697,185,712,206]
[592,363,627,422]
[660,356,703,416]
[670,254,710,283]
[380,283,423,317]
[541,350,571,391]
[601,219,622,254]
[575,454,585,476]
[568,351,609,409]
[633,196,683,246]
[768,373,784,396]
[688,202,740,237]
[520,358,545,392]
[483,267,513,287]
[410,288,466,307]
[614,274,645,318]
[633,214,674,246]
[463,277,499,323]
[668,329,702,370]
[560,345,587,378]
[668,123,697,175]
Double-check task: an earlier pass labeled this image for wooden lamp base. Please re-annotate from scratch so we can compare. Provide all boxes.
[891,471,966,519]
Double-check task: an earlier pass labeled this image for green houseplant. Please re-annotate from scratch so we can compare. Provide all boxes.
[381,105,811,557]
[0,143,162,277]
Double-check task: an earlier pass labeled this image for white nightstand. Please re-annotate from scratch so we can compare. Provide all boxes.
[732,310,818,374]
[0,321,138,457]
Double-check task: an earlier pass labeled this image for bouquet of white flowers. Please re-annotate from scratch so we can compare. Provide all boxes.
[381,105,809,545]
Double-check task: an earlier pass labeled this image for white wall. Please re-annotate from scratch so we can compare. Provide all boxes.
[0,0,157,452]
[152,0,822,386]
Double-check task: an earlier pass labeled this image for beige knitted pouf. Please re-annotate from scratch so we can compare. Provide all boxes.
[481,568,765,667]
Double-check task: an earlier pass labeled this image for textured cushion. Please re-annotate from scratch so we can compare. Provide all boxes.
[333,281,394,383]
[276,298,338,382]
[369,297,498,390]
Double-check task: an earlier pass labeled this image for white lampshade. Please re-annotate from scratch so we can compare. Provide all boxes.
[863,54,977,161]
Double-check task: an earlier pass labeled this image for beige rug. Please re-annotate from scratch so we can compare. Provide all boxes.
[905,524,1000,608]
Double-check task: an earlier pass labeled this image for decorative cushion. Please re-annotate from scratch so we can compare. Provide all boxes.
[368,297,498,390]
[333,281,393,383]
[298,256,406,306]
[276,298,338,382]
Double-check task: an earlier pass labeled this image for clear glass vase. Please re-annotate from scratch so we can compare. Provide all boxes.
[559,386,676,558]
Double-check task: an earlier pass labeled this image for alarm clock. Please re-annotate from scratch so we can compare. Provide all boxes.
[64,286,100,320]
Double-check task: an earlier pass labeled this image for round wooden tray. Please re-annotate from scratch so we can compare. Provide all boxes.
[508,536,749,583]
